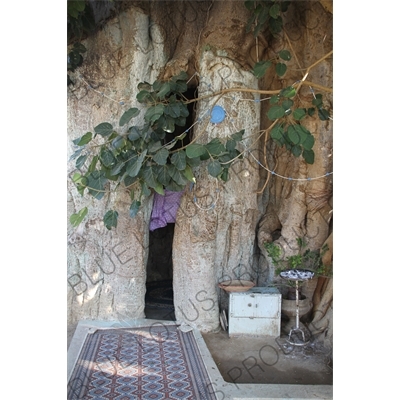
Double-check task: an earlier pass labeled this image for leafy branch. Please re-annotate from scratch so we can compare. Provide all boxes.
[69,72,245,229]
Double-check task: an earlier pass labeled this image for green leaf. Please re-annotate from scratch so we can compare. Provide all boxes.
[187,156,201,168]
[207,160,223,177]
[302,134,315,151]
[119,108,140,126]
[142,165,159,189]
[226,139,237,152]
[287,125,301,145]
[94,122,113,137]
[153,182,165,195]
[282,99,293,111]
[73,132,92,146]
[144,104,165,123]
[111,161,125,176]
[270,123,284,142]
[128,126,141,141]
[164,103,181,118]
[127,150,147,177]
[293,124,310,143]
[76,154,87,170]
[220,168,229,182]
[112,135,125,149]
[141,182,151,198]
[303,149,315,164]
[269,15,283,34]
[87,156,98,173]
[70,207,88,227]
[182,165,196,183]
[103,210,118,230]
[186,143,207,158]
[171,151,187,170]
[99,149,116,168]
[269,95,280,104]
[156,82,171,99]
[278,50,291,61]
[293,108,307,120]
[206,138,225,156]
[312,94,323,107]
[253,60,272,79]
[280,86,296,98]
[308,107,316,116]
[291,145,302,157]
[275,63,287,77]
[269,3,280,18]
[267,105,286,120]
[231,129,245,141]
[129,201,141,218]
[171,71,188,82]
[86,171,107,200]
[153,147,170,165]
[318,108,330,121]
[136,90,151,103]
[168,165,187,185]
[156,165,172,186]
[148,141,163,153]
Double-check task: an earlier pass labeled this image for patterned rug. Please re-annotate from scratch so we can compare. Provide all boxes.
[68,324,217,399]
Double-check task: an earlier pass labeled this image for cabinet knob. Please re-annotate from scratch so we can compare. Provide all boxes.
[248,303,252,307]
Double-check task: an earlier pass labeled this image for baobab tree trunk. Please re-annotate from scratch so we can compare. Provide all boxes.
[67,1,333,339]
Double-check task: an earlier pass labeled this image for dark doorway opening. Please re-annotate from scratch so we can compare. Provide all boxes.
[144,86,196,321]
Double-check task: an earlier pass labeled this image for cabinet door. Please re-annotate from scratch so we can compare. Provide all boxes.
[230,293,280,318]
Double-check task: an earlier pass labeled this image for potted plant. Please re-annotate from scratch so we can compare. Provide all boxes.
[264,237,331,334]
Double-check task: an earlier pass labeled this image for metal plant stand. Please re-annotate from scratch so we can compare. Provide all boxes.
[280,269,315,346]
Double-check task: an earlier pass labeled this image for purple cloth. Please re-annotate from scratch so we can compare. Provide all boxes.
[149,190,184,231]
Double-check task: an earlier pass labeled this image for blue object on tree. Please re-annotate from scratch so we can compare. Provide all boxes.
[210,105,226,124]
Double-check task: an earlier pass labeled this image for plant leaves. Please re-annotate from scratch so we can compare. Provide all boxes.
[73,132,92,146]
[302,133,315,151]
[293,108,307,120]
[280,86,296,98]
[269,3,280,19]
[119,107,140,126]
[86,171,107,200]
[69,207,88,227]
[318,108,330,121]
[231,129,245,141]
[128,126,141,141]
[278,50,291,61]
[129,201,141,218]
[182,165,196,183]
[267,105,285,120]
[291,145,302,157]
[144,104,165,123]
[171,151,186,170]
[207,160,223,177]
[156,82,171,99]
[303,149,315,164]
[275,63,287,77]
[185,143,207,158]
[126,150,147,177]
[206,138,225,157]
[287,125,301,145]
[99,149,116,168]
[168,165,187,185]
[94,122,113,137]
[153,147,169,165]
[270,123,284,142]
[253,60,272,79]
[103,210,118,230]
[75,154,87,170]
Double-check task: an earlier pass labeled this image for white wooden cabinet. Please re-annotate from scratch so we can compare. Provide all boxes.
[228,287,281,337]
